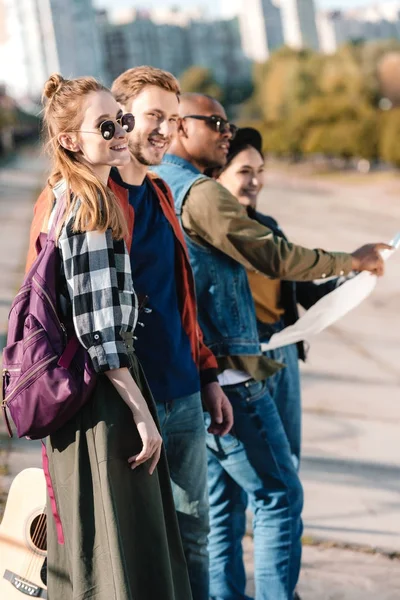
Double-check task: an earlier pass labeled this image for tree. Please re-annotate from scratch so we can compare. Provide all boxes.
[377,52,400,107]
[253,47,309,122]
[361,39,400,105]
[240,40,391,162]
[179,66,223,100]
[261,121,294,157]
[380,108,400,166]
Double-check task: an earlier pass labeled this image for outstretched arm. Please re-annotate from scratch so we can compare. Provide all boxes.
[182,179,390,280]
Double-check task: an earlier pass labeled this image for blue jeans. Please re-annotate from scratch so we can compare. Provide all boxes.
[263,342,302,470]
[156,392,209,600]
[206,380,303,600]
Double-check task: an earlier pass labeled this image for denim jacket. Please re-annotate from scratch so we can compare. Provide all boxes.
[155,155,261,358]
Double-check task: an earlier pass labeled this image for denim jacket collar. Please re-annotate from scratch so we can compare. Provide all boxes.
[162,154,202,176]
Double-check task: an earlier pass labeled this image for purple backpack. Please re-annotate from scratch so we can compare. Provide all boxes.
[2,196,96,439]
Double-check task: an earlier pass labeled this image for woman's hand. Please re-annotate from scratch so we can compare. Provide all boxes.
[105,367,163,475]
[128,405,162,475]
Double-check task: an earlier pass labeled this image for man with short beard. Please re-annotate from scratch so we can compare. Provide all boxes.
[154,92,391,600]
[110,68,233,600]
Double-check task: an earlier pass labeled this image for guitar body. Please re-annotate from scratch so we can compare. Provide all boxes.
[0,468,47,598]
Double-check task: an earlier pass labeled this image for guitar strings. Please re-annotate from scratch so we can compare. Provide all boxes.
[24,511,44,582]
[34,511,47,552]
[24,506,47,585]
[20,511,42,587]
[29,511,47,585]
[25,509,46,583]
[26,509,46,583]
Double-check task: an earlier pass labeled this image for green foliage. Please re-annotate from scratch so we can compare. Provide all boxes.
[380,109,400,166]
[376,51,400,106]
[360,40,400,105]
[253,46,308,122]
[241,40,399,162]
[179,66,253,116]
[0,106,16,128]
[179,66,223,101]
[223,80,254,110]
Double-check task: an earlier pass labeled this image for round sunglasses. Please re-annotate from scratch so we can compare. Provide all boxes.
[75,113,135,140]
[183,114,237,139]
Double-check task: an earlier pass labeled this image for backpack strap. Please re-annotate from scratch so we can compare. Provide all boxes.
[35,232,48,255]
[57,336,81,369]
[2,403,13,438]
[48,194,67,243]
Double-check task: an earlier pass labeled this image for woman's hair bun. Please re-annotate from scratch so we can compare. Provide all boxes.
[42,73,65,102]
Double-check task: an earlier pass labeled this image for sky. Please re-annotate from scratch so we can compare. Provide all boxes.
[94,0,377,16]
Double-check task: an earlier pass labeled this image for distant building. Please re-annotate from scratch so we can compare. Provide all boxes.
[102,13,160,83]
[237,0,284,61]
[101,11,190,84]
[149,6,204,26]
[280,0,320,50]
[224,0,320,61]
[0,0,104,100]
[220,0,242,19]
[0,0,8,45]
[101,10,251,89]
[189,18,251,86]
[318,3,400,54]
[316,11,339,54]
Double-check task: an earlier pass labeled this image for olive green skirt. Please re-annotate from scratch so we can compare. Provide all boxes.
[46,348,192,600]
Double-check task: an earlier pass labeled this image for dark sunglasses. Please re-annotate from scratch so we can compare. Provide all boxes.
[74,113,135,140]
[183,114,237,139]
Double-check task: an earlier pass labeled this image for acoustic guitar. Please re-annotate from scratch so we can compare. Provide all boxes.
[0,468,47,598]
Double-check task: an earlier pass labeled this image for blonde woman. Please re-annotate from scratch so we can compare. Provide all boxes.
[41,74,191,600]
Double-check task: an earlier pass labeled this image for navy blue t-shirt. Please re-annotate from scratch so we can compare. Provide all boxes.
[111,169,200,403]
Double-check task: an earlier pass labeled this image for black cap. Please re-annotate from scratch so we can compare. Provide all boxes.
[226,127,263,166]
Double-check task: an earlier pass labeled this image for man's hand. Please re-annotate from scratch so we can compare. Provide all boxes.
[351,243,393,276]
[202,382,234,436]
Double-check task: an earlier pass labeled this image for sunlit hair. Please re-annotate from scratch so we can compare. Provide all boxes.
[42,73,128,239]
[111,65,180,109]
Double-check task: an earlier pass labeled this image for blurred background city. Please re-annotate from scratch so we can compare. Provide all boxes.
[3,0,400,168]
[0,2,400,598]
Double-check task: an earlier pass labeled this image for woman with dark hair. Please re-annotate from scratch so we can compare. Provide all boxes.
[215,127,339,471]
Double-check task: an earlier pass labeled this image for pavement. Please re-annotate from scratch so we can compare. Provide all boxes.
[245,538,400,599]
[259,169,400,555]
[0,150,400,598]
[253,169,400,597]
[0,145,45,500]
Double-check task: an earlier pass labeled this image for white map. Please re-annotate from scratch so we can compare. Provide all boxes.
[260,234,400,352]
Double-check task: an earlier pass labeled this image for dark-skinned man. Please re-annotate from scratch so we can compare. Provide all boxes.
[155,92,390,600]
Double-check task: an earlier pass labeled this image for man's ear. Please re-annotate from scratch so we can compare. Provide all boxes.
[58,133,80,153]
[177,117,188,138]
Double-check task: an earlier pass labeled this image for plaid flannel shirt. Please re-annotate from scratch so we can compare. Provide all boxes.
[52,182,138,373]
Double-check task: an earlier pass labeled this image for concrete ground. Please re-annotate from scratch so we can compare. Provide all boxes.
[248,169,400,597]
[0,145,45,501]
[259,169,400,554]
[244,537,400,599]
[1,150,399,598]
